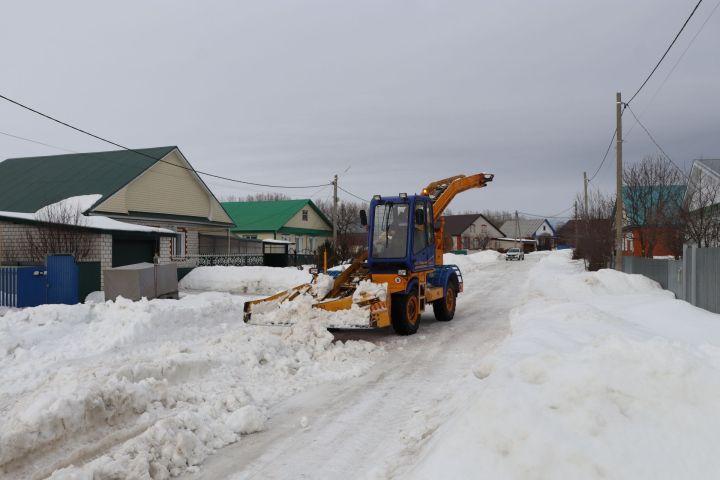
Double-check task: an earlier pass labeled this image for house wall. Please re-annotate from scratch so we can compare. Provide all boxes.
[459,217,504,250]
[285,206,332,232]
[532,220,554,237]
[623,227,678,257]
[234,231,330,254]
[0,221,114,289]
[94,150,233,224]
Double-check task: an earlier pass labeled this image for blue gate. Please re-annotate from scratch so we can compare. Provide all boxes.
[46,255,79,305]
[0,256,79,308]
[0,266,46,308]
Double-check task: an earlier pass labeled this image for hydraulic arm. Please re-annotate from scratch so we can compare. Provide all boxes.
[422,173,495,264]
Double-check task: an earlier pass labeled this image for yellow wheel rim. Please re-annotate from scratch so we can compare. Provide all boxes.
[407,295,418,325]
[446,287,455,312]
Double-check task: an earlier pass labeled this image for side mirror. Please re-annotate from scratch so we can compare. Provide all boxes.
[360,209,368,226]
[414,209,426,226]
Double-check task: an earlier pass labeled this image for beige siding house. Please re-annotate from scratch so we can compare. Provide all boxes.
[0,146,235,274]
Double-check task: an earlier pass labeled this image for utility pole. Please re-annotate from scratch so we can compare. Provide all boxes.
[615,92,623,271]
[574,200,578,249]
[514,210,520,251]
[583,171,588,217]
[332,174,338,246]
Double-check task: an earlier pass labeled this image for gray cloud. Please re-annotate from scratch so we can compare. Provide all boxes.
[1,0,718,218]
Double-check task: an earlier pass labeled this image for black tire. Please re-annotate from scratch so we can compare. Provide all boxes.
[391,287,420,335]
[433,280,458,322]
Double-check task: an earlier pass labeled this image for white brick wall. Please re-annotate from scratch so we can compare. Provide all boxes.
[0,220,104,265]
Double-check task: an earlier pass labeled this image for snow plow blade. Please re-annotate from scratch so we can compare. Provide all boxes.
[243,252,391,329]
[242,285,390,329]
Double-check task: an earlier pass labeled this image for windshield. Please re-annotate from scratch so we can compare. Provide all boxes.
[509,248,520,253]
[371,202,409,258]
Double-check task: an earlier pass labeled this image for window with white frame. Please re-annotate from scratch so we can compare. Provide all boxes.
[173,229,186,256]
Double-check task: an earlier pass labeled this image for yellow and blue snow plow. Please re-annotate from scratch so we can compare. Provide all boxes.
[243,173,493,335]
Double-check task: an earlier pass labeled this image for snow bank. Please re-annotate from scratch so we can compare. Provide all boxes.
[0,292,380,479]
[180,266,313,296]
[409,251,720,479]
[443,250,502,273]
[250,292,375,329]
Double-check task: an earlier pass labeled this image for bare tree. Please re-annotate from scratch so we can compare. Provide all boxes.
[245,192,291,202]
[623,154,685,257]
[573,189,615,270]
[314,199,367,237]
[480,210,515,227]
[24,202,95,264]
[682,166,720,247]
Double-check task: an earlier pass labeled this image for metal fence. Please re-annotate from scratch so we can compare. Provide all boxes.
[172,254,264,267]
[622,245,720,314]
[1,255,80,308]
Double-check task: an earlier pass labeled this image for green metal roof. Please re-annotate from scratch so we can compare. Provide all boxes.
[223,199,332,233]
[0,146,176,213]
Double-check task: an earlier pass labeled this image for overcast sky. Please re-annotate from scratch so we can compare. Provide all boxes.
[1,1,719,218]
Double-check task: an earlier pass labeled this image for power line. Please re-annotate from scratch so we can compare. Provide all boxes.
[626,0,704,106]
[0,130,76,154]
[337,185,369,203]
[588,128,618,183]
[625,0,720,139]
[0,93,331,189]
[624,104,688,178]
[517,205,574,219]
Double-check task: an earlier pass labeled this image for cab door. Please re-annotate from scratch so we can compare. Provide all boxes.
[412,200,435,271]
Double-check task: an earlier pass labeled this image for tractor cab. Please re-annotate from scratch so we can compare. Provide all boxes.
[362,194,436,274]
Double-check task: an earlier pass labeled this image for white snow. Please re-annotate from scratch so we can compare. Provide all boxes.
[407,251,720,480]
[180,266,313,296]
[0,288,379,478]
[5,251,720,479]
[443,249,502,272]
[0,195,173,234]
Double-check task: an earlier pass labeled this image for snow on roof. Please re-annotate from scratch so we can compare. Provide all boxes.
[0,195,174,234]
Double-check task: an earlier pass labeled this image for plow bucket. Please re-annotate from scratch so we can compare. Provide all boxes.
[242,280,391,329]
[243,252,391,329]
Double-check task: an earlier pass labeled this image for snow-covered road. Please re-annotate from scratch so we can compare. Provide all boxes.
[184,252,521,479]
[5,251,720,479]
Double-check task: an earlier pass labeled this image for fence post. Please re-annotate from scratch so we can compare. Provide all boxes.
[690,245,697,307]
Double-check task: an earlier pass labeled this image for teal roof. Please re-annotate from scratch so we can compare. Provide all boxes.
[0,146,176,213]
[223,199,332,233]
[623,185,686,226]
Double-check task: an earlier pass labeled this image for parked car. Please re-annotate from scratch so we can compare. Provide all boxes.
[505,247,524,261]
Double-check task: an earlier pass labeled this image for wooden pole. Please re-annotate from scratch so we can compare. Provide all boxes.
[615,92,624,271]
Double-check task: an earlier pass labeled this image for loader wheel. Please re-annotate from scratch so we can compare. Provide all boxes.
[433,280,457,322]
[391,287,420,335]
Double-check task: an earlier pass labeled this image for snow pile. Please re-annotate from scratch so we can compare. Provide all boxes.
[180,266,312,296]
[409,251,720,479]
[250,292,375,329]
[353,280,388,302]
[443,250,502,273]
[311,274,335,299]
[0,292,380,479]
